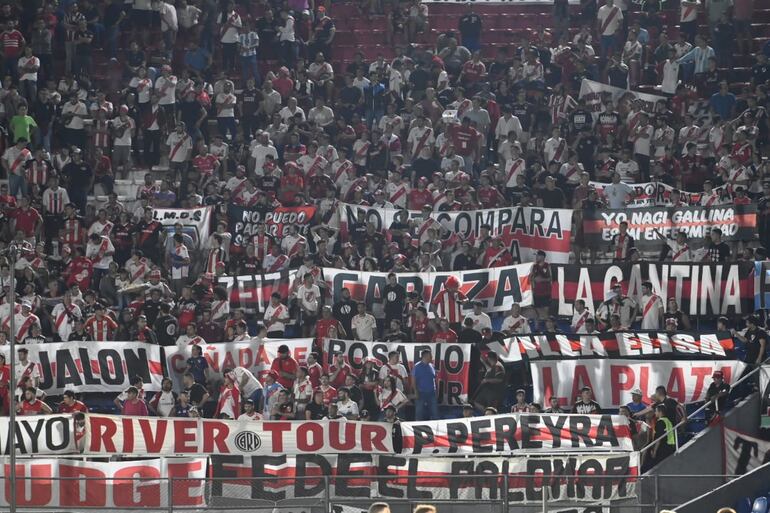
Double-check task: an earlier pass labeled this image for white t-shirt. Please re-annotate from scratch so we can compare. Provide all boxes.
[597,4,623,36]
[603,181,634,208]
[130,76,153,103]
[111,117,135,147]
[155,390,176,417]
[352,313,377,341]
[337,398,359,418]
[216,92,237,118]
[614,160,639,183]
[18,56,39,82]
[263,302,290,332]
[62,101,87,129]
[232,367,262,397]
[155,75,178,105]
[464,312,492,332]
[296,284,320,313]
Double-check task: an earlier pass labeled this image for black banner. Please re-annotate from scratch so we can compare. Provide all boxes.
[551,262,755,318]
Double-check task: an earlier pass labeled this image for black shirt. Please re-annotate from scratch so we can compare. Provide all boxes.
[154,314,179,346]
[186,382,208,405]
[458,327,482,345]
[540,187,566,208]
[383,283,406,319]
[62,162,93,190]
[571,400,602,414]
[333,299,356,335]
[707,241,730,262]
[458,13,482,38]
[68,329,92,341]
[706,381,731,411]
[744,328,768,363]
[306,401,328,420]
[656,397,680,424]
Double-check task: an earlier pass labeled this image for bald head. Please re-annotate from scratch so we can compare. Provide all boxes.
[369,503,391,513]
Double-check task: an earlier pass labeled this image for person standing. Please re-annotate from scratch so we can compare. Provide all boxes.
[458,4,482,54]
[412,349,439,420]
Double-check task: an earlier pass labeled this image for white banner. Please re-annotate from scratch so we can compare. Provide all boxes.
[1,342,164,394]
[164,338,314,389]
[210,453,638,502]
[401,413,634,454]
[723,427,770,475]
[323,264,533,315]
[83,414,395,456]
[0,457,207,510]
[151,206,213,248]
[531,359,747,409]
[579,79,666,119]
[338,203,574,264]
[0,415,76,455]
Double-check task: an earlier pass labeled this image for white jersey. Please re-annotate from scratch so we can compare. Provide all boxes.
[51,302,82,341]
[666,239,692,261]
[263,302,290,333]
[465,312,492,332]
[570,309,591,334]
[501,314,531,334]
[639,294,664,330]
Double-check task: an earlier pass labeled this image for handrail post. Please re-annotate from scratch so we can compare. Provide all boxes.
[502,473,509,513]
[323,474,330,513]
[653,473,660,512]
[541,476,548,513]
[167,476,173,513]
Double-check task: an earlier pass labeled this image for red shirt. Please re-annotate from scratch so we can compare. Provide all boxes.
[449,125,480,156]
[270,356,298,389]
[461,60,485,83]
[315,318,340,345]
[431,289,467,324]
[317,385,337,405]
[193,154,219,176]
[328,362,352,388]
[1,30,24,58]
[12,207,41,237]
[431,329,458,343]
[58,400,88,414]
[19,398,46,416]
[408,189,434,210]
[307,362,323,389]
[412,318,432,342]
[477,186,502,208]
[66,256,93,290]
[85,315,118,340]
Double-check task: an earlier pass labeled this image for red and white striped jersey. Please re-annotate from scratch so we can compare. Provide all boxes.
[431,289,467,324]
[85,315,118,340]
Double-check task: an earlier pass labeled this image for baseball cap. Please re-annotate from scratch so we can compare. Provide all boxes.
[712,371,724,379]
[631,388,643,396]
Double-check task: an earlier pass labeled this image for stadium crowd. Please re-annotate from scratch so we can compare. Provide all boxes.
[0,0,765,470]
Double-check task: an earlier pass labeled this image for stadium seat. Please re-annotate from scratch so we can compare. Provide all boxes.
[753,497,769,513]
[737,497,754,513]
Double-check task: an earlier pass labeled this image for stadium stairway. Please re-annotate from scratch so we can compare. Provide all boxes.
[640,392,762,511]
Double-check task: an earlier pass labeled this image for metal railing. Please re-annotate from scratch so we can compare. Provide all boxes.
[639,356,770,457]
[0,473,743,512]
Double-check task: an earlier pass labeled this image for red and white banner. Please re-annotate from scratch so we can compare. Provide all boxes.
[531,359,747,409]
[322,264,533,315]
[210,453,638,502]
[0,458,207,509]
[83,414,395,456]
[323,338,471,405]
[0,415,76,455]
[401,413,634,455]
[337,203,573,263]
[164,338,314,389]
[0,342,164,394]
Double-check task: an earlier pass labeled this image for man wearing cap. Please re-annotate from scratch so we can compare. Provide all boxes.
[511,389,531,412]
[84,303,118,341]
[626,388,647,414]
[270,344,298,390]
[3,301,40,342]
